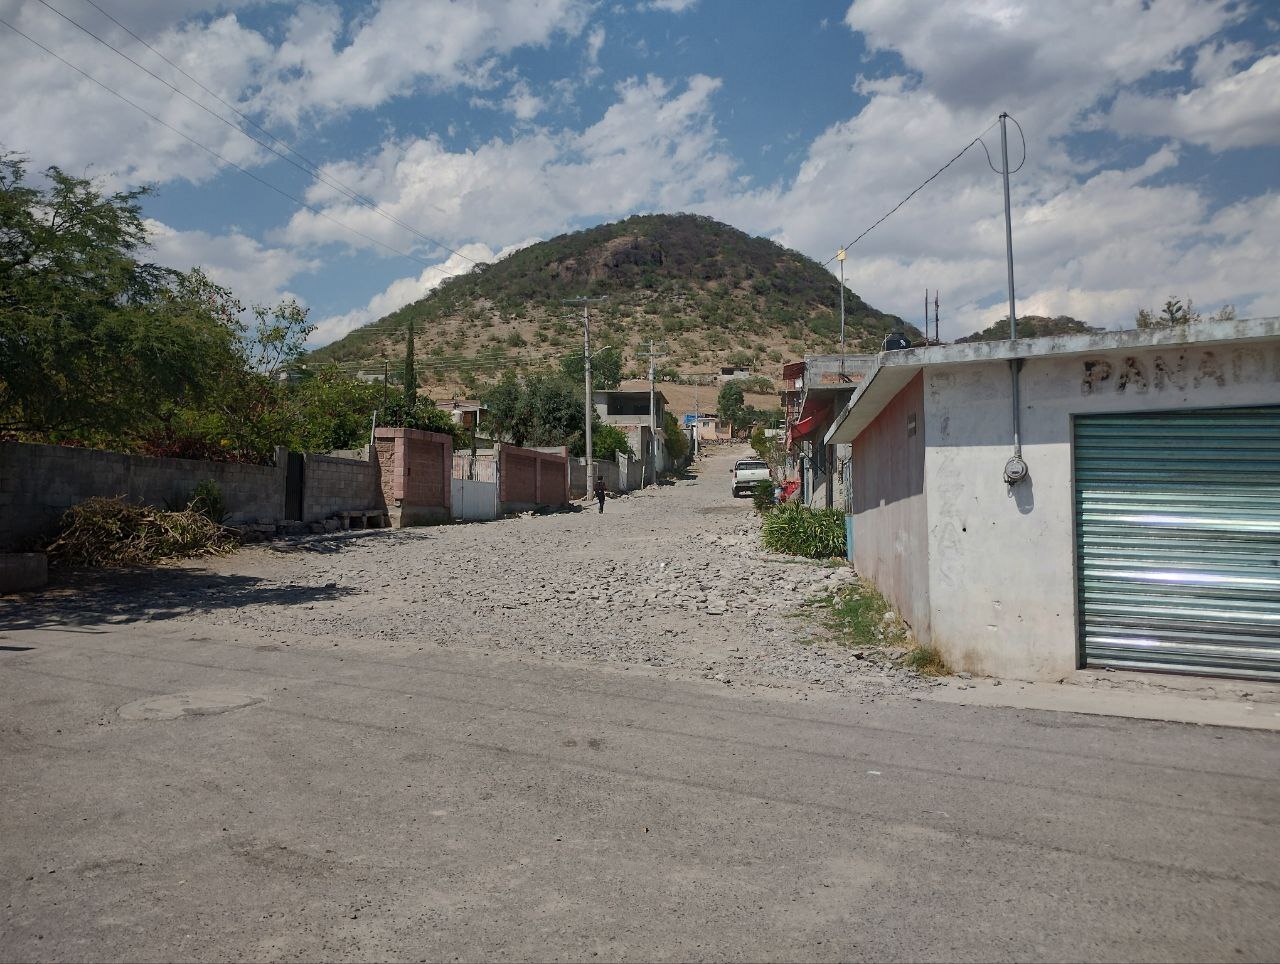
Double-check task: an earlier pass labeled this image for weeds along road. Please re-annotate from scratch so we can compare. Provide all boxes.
[2,444,1279,962]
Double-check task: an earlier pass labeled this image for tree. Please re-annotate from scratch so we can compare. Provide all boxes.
[663,411,689,463]
[593,422,632,460]
[287,369,382,452]
[380,395,464,445]
[717,382,745,428]
[403,319,417,405]
[560,345,623,391]
[481,371,583,449]
[1136,295,1211,330]
[0,157,241,442]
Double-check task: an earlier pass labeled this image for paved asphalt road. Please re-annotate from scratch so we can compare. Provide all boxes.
[2,455,1279,961]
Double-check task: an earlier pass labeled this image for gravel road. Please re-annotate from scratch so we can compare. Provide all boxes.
[30,444,926,700]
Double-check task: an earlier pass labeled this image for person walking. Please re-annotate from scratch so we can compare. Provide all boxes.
[594,475,606,514]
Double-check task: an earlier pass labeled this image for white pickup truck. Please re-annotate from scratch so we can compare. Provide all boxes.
[731,458,771,498]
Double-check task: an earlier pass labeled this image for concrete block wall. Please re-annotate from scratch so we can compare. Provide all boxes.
[570,457,624,497]
[499,444,568,512]
[0,441,284,551]
[302,449,383,523]
[372,427,452,526]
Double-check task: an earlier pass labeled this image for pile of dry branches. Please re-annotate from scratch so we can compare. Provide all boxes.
[45,497,237,568]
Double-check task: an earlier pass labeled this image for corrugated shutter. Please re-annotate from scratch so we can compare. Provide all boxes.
[1074,406,1280,680]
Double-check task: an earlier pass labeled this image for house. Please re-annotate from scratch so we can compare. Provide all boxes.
[439,399,485,430]
[824,317,1280,682]
[592,388,671,480]
[682,412,720,442]
[781,354,878,508]
[718,366,753,382]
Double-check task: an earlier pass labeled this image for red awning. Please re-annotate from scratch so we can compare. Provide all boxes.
[791,412,821,440]
[790,398,833,442]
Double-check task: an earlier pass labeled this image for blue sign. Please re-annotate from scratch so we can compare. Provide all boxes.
[682,413,698,427]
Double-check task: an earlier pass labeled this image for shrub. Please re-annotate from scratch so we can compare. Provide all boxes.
[904,645,950,676]
[188,479,226,524]
[752,478,776,513]
[761,502,846,558]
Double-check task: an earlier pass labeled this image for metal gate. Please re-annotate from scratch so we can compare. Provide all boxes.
[284,451,304,521]
[1074,405,1280,679]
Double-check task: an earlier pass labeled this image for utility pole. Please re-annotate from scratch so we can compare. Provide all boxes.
[563,296,606,492]
[382,359,388,409]
[934,290,940,344]
[837,247,847,376]
[924,288,929,342]
[639,339,667,485]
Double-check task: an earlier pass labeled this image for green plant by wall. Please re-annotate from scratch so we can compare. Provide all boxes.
[761,502,846,558]
[188,479,226,524]
[752,478,776,514]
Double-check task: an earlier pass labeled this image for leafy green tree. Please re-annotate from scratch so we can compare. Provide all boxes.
[560,345,623,391]
[717,382,745,428]
[482,371,583,448]
[287,369,382,452]
[1136,296,1204,330]
[0,157,240,442]
[663,411,689,463]
[593,422,632,460]
[380,395,464,445]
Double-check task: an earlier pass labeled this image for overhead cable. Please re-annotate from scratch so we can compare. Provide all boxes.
[823,118,1001,268]
[33,0,477,267]
[0,14,447,270]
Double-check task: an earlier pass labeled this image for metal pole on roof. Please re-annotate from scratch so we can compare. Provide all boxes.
[1000,113,1018,343]
[837,247,847,375]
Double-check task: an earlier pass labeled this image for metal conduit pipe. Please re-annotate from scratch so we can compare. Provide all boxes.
[998,112,1029,487]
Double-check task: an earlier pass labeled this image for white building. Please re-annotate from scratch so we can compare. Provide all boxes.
[825,318,1280,682]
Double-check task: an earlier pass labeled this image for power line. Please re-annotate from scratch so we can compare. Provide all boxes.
[34,0,478,267]
[822,118,1001,268]
[0,13,449,270]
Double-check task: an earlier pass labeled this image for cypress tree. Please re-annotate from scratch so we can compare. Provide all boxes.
[403,320,417,406]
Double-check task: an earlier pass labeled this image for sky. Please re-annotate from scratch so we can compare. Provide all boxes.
[2,0,1278,346]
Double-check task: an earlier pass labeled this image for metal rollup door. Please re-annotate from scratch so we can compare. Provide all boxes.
[1074,405,1280,679]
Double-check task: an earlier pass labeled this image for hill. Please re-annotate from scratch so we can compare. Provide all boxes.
[955,315,1102,343]
[307,213,910,394]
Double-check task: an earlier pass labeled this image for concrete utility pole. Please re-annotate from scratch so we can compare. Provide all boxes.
[638,340,667,484]
[837,247,847,376]
[564,296,606,491]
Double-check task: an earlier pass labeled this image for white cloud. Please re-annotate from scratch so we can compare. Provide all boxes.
[0,0,592,187]
[258,0,590,124]
[144,218,318,307]
[281,74,732,255]
[502,79,546,120]
[846,0,1239,129]
[643,0,699,12]
[1106,53,1280,150]
[0,5,273,188]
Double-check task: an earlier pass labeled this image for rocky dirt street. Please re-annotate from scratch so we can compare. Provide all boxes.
[3,444,1279,962]
[11,445,925,700]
